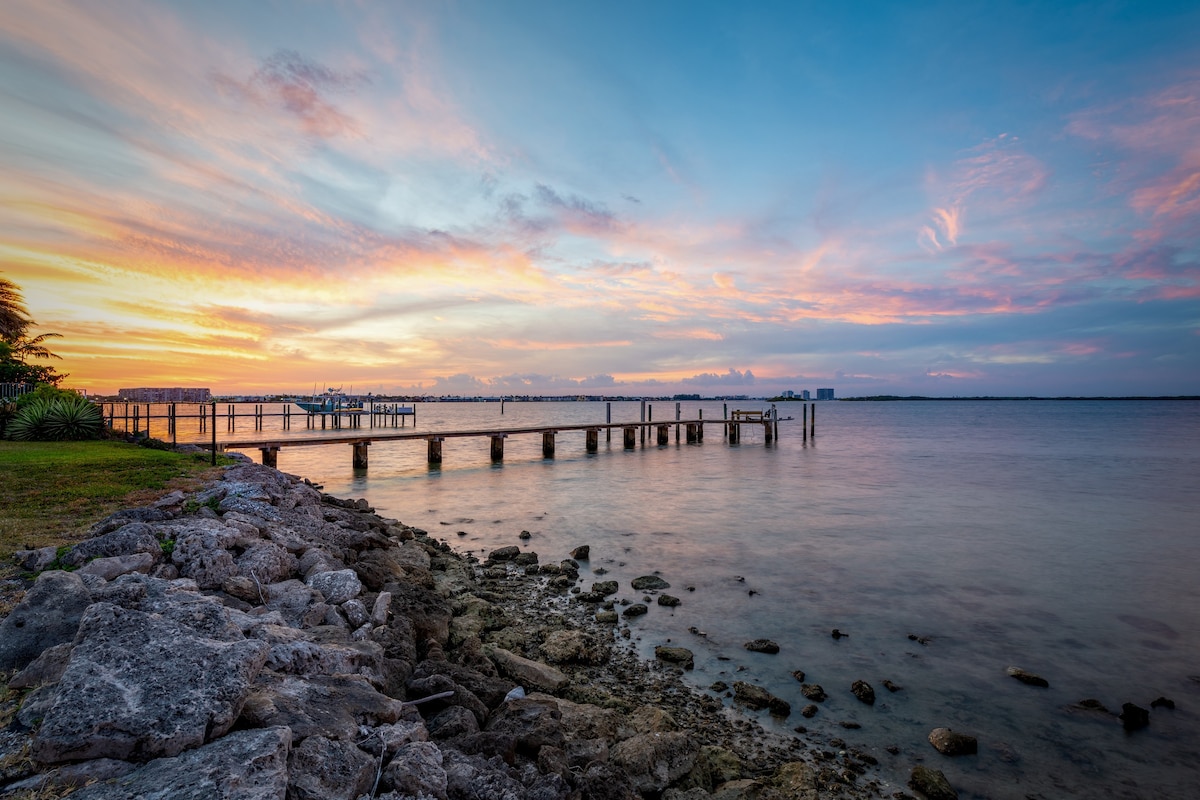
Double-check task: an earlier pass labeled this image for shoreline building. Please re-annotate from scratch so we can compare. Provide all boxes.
[118,387,211,402]
[816,388,835,401]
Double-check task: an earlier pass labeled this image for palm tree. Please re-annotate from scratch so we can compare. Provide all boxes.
[0,275,33,341]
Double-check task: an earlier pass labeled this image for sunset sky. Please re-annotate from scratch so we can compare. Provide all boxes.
[2,1,1198,397]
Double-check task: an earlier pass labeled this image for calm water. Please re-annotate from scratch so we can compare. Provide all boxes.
[170,399,1199,799]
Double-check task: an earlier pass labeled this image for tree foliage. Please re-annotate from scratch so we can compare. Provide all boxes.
[0,275,65,386]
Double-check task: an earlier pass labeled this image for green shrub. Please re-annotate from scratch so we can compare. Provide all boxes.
[6,393,103,441]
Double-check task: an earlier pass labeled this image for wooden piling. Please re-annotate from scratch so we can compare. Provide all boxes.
[542,431,556,458]
[810,403,815,437]
[260,446,279,467]
[352,441,370,469]
[586,428,599,452]
[427,437,444,463]
[490,434,506,461]
[657,424,669,445]
[623,426,637,449]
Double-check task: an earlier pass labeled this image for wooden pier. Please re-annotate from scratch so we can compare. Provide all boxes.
[219,414,794,470]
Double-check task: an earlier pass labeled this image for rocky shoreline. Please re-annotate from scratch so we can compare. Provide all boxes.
[1,459,906,799]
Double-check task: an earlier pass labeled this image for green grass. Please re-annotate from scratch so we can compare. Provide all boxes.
[0,440,229,561]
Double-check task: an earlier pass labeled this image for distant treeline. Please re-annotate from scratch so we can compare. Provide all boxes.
[841,395,1200,401]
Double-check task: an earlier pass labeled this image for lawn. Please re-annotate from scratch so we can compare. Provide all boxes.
[0,440,227,560]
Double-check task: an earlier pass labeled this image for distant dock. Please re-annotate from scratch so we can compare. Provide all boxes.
[101,400,818,469]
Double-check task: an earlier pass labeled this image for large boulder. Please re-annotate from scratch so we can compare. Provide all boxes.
[61,522,163,567]
[0,570,92,673]
[611,731,699,794]
[287,734,376,800]
[66,726,291,800]
[382,740,447,800]
[32,602,269,764]
[238,673,407,742]
[487,647,568,693]
[66,727,290,800]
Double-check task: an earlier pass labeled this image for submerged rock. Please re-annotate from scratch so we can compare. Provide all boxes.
[1120,703,1150,731]
[631,575,670,591]
[744,638,780,654]
[851,680,876,705]
[655,646,695,670]
[1006,666,1049,687]
[928,727,978,756]
[909,764,958,800]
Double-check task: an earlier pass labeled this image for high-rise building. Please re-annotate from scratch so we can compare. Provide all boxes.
[118,387,211,402]
[801,390,810,401]
[816,388,835,400]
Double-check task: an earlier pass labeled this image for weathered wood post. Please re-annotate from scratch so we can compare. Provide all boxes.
[132,404,139,435]
[606,402,612,442]
[675,402,681,442]
[427,437,444,463]
[542,431,556,458]
[640,400,646,444]
[586,428,599,452]
[686,423,699,443]
[352,441,370,469]
[490,434,506,462]
[803,403,808,441]
[623,426,637,449]
[729,419,740,444]
[170,404,177,446]
[723,403,728,439]
[657,424,669,445]
[210,401,217,465]
[260,446,279,467]
[698,409,704,441]
[810,403,815,437]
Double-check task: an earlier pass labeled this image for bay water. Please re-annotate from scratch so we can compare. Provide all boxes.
[202,399,1199,799]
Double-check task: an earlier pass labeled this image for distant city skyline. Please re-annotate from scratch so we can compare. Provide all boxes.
[2,1,1198,397]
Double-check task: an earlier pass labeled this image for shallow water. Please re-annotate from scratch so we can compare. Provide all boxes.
[181,398,1200,799]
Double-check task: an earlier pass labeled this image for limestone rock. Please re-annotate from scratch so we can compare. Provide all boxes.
[61,522,163,567]
[611,731,699,794]
[570,545,590,560]
[487,647,569,693]
[32,602,269,764]
[744,638,780,654]
[0,570,92,673]
[928,727,978,756]
[909,764,958,800]
[622,603,649,618]
[655,646,695,670]
[851,679,876,705]
[800,684,827,702]
[236,541,297,585]
[66,726,291,800]
[657,594,682,607]
[306,568,363,605]
[631,575,670,591]
[592,580,619,596]
[482,696,566,758]
[732,682,790,716]
[763,761,818,800]
[382,740,447,800]
[287,734,375,800]
[169,519,240,588]
[238,673,406,742]
[540,628,611,665]
[7,641,74,690]
[77,552,156,581]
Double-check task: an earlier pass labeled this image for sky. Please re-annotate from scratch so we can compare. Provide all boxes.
[1,0,1198,398]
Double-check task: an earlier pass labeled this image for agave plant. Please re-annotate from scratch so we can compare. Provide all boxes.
[5,396,51,440]
[6,394,103,441]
